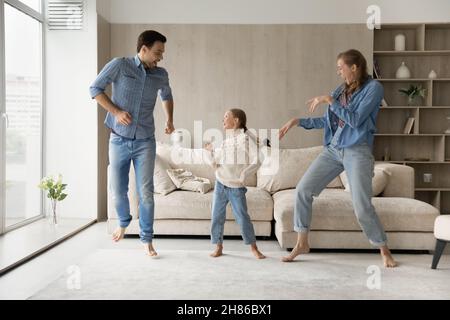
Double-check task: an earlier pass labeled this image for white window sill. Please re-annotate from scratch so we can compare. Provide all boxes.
[0,217,96,275]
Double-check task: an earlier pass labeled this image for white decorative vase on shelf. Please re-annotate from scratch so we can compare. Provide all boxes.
[428,70,437,79]
[396,61,411,79]
[394,34,406,51]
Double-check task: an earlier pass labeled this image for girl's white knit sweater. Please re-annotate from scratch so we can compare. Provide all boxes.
[206,129,261,188]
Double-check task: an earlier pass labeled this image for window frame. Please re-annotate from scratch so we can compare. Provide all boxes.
[0,0,45,234]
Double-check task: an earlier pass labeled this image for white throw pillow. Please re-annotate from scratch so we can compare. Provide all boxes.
[157,142,218,184]
[257,146,343,194]
[154,155,177,195]
[166,168,212,194]
[339,167,391,196]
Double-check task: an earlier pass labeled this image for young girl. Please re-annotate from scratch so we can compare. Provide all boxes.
[205,108,266,259]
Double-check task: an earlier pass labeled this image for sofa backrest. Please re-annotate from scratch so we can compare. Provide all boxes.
[257,146,343,194]
[156,142,258,187]
[374,162,414,198]
[255,144,415,198]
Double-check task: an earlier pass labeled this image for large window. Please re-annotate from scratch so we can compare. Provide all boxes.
[17,0,41,12]
[1,0,44,233]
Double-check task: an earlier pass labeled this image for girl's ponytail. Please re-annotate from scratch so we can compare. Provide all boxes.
[229,108,271,147]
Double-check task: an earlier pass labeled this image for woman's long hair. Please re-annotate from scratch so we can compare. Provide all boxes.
[337,49,369,96]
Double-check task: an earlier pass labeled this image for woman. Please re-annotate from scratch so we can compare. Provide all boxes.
[278,49,397,268]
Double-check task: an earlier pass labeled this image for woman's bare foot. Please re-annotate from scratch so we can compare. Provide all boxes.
[282,232,310,262]
[112,227,126,242]
[144,243,158,257]
[380,246,397,268]
[251,244,266,259]
[282,244,310,262]
[210,244,223,258]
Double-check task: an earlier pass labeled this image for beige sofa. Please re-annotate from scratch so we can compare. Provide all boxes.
[107,144,440,250]
[107,143,274,237]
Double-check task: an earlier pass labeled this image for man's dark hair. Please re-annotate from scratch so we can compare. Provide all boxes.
[137,30,167,53]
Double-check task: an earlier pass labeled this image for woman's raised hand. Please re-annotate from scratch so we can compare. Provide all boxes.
[306,95,333,114]
[279,117,299,140]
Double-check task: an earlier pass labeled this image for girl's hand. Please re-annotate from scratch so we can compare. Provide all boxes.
[306,95,333,114]
[204,142,213,151]
[279,117,299,140]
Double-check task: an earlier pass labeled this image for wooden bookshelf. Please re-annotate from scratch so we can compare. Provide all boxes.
[373,23,450,215]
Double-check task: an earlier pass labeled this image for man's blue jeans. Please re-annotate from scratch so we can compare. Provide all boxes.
[294,143,387,247]
[211,181,257,245]
[109,132,156,243]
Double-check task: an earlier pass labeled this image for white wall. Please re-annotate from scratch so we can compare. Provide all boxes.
[43,0,449,219]
[45,0,98,219]
[106,0,450,24]
[96,0,111,22]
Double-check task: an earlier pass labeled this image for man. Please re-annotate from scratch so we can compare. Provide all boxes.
[90,30,175,256]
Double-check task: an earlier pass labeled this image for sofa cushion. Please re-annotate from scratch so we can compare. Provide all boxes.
[273,188,439,232]
[157,142,258,187]
[339,167,391,197]
[153,187,273,221]
[257,146,342,194]
[166,168,212,194]
[154,155,177,195]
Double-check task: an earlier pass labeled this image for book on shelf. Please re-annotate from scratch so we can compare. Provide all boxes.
[373,59,382,79]
[403,117,415,134]
[381,98,388,107]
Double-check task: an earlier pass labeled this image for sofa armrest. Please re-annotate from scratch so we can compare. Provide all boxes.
[375,162,414,198]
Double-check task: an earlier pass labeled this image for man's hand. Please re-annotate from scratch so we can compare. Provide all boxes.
[165,121,175,134]
[279,117,299,140]
[115,110,132,126]
[306,95,333,114]
[94,93,132,126]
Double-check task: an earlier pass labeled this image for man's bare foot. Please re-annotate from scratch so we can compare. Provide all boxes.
[380,246,397,268]
[210,244,223,258]
[144,243,158,257]
[282,244,310,262]
[112,227,126,242]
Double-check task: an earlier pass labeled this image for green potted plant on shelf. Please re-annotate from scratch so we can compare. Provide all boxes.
[398,84,427,106]
[38,174,68,225]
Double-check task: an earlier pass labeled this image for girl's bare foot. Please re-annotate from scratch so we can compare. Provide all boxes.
[282,244,310,262]
[380,246,397,268]
[210,244,223,258]
[112,227,126,242]
[144,243,158,257]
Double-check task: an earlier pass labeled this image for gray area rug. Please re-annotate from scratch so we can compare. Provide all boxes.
[31,249,450,300]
